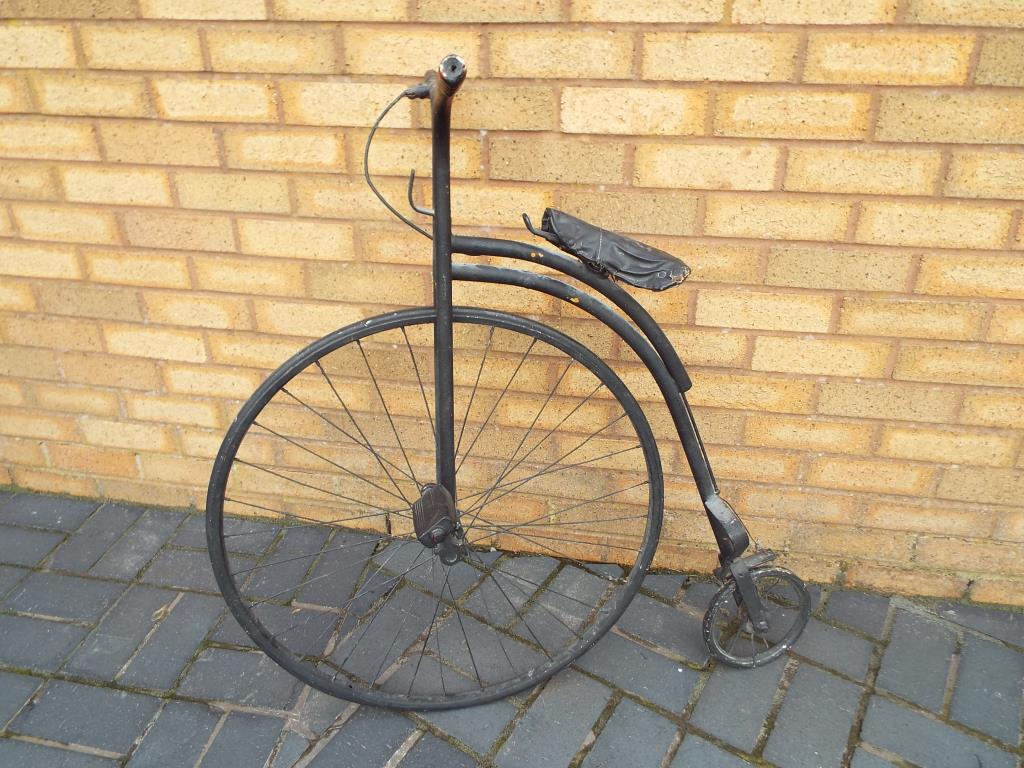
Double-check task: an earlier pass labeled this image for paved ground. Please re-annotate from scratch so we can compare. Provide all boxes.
[0,491,1020,768]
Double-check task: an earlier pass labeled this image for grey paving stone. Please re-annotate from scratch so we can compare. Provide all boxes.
[0,739,117,767]
[582,698,677,768]
[64,585,176,681]
[119,593,227,691]
[291,688,350,736]
[10,680,161,755]
[0,671,42,728]
[2,572,125,623]
[670,735,754,768]
[496,670,612,768]
[876,610,955,712]
[0,564,29,598]
[576,630,700,712]
[617,593,709,666]
[210,603,337,656]
[642,573,684,600]
[0,524,65,566]
[861,695,1015,768]
[126,701,220,768]
[140,547,218,592]
[934,601,1024,647]
[176,514,280,555]
[435,607,546,687]
[825,590,890,638]
[0,494,98,531]
[511,565,612,651]
[683,581,722,611]
[199,712,284,768]
[308,707,416,768]
[689,661,786,753]
[849,748,897,768]
[462,554,559,627]
[0,614,89,671]
[792,617,875,680]
[50,504,144,573]
[89,508,184,580]
[178,647,303,709]
[949,635,1023,744]
[422,695,518,754]
[763,663,863,768]
[401,733,479,768]
[270,730,309,768]
[243,526,331,601]
[372,539,485,600]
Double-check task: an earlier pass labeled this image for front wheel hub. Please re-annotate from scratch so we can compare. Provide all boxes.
[412,484,464,564]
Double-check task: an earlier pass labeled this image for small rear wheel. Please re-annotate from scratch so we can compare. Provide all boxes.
[206,307,663,710]
[702,566,810,668]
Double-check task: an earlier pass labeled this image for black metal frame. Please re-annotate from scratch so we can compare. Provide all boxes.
[416,54,756,584]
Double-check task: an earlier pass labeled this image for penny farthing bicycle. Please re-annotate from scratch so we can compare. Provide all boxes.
[206,55,811,711]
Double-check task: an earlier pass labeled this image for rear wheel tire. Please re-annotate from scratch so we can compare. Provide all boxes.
[206,307,663,709]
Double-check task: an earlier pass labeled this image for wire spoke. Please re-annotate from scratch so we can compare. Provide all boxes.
[447,577,485,689]
[223,496,409,531]
[407,567,452,696]
[401,326,435,440]
[455,325,495,458]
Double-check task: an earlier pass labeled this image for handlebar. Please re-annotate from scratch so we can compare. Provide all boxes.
[405,54,467,102]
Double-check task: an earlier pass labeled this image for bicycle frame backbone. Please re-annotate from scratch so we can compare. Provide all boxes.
[416,54,755,577]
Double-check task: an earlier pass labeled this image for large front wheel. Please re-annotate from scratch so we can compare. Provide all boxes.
[206,307,663,710]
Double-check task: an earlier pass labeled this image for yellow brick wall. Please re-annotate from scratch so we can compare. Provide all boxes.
[1,0,1022,606]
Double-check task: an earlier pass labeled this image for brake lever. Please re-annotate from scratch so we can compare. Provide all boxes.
[407,169,434,217]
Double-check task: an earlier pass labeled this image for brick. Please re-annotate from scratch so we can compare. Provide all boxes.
[0,160,58,201]
[175,170,290,214]
[122,210,234,252]
[356,132,480,178]
[961,392,1024,429]
[690,371,815,413]
[452,185,554,228]
[745,414,874,454]
[786,146,941,196]
[0,345,60,380]
[223,128,345,172]
[572,0,721,21]
[643,32,799,82]
[975,33,1024,86]
[402,734,475,768]
[144,292,251,330]
[0,23,75,68]
[0,381,26,407]
[453,84,556,131]
[153,78,277,123]
[80,23,202,70]
[253,298,364,336]
[561,87,705,137]
[0,241,79,279]
[193,254,306,297]
[99,120,220,167]
[141,0,268,17]
[3,571,123,622]
[3,315,103,352]
[61,351,161,391]
[138,539,219,589]
[61,165,172,207]
[0,614,88,671]
[856,201,1013,250]
[490,29,634,79]
[863,501,992,537]
[104,324,207,362]
[715,90,871,140]
[733,0,897,23]
[126,701,221,768]
[35,281,143,322]
[896,344,1024,388]
[704,195,850,241]
[691,663,785,752]
[988,305,1024,344]
[766,245,914,292]
[50,443,138,476]
[164,364,261,398]
[936,465,1024,506]
[995,510,1024,541]
[879,425,1015,467]
[917,253,1024,300]
[342,27,481,76]
[81,417,174,451]
[877,610,956,711]
[179,647,302,708]
[662,327,749,367]
[490,135,625,184]
[207,26,336,74]
[805,32,972,86]
[32,72,151,118]
[0,436,45,466]
[671,737,751,768]
[636,143,778,190]
[1,0,137,16]
[235,218,354,261]
[696,288,832,332]
[945,150,1024,200]
[83,248,189,289]
[0,74,32,113]
[952,636,1023,744]
[582,699,677,768]
[877,91,1024,144]
[906,0,1024,27]
[560,189,697,236]
[0,405,78,442]
[198,713,285,768]
[128,394,220,428]
[13,203,119,245]
[207,332,304,369]
[806,456,935,495]
[89,507,184,579]
[970,576,1024,608]
[840,297,985,341]
[739,486,857,524]
[0,118,99,160]
[272,0,408,20]
[307,260,429,305]
[707,445,801,484]
[281,81,412,127]
[801,524,916,563]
